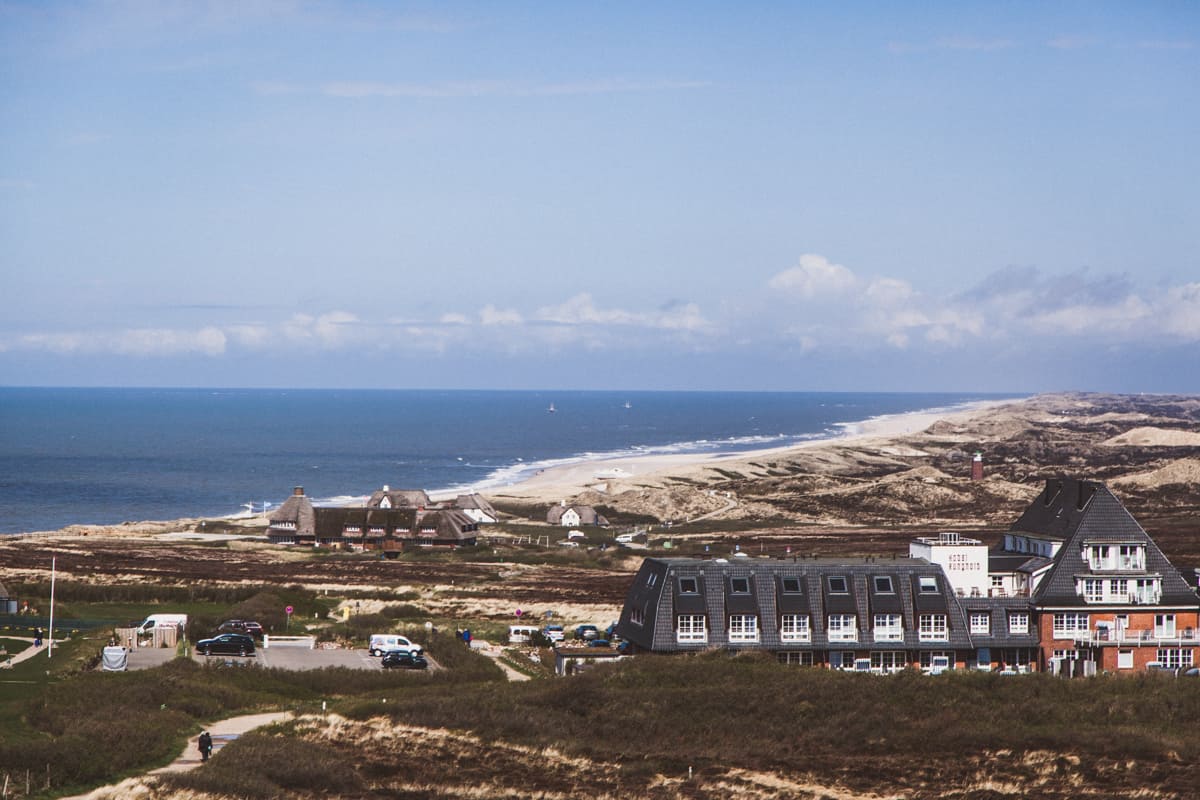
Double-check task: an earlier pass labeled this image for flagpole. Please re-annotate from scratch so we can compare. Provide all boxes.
[48,557,55,659]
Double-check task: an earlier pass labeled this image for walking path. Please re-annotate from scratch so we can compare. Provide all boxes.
[473,640,532,682]
[62,711,293,799]
[0,636,61,669]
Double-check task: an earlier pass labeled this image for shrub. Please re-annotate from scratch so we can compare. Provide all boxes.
[164,731,363,799]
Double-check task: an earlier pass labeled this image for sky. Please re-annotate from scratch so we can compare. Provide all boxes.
[1,1,1197,393]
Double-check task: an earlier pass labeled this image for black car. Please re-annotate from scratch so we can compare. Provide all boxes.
[218,620,265,639]
[382,650,428,670]
[196,633,256,657]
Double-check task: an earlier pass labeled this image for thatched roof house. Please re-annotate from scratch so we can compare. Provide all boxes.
[267,487,316,543]
[367,486,431,509]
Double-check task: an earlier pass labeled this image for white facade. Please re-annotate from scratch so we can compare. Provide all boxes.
[560,508,581,527]
[910,532,990,598]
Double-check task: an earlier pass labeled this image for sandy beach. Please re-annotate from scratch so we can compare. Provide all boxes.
[485,398,1020,503]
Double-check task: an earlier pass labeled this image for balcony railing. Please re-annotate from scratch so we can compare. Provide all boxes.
[1069,628,1197,645]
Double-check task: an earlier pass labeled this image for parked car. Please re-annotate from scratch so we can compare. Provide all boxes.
[196,633,256,657]
[218,620,265,639]
[575,625,599,640]
[542,624,565,643]
[587,639,611,648]
[382,650,429,670]
[369,634,423,657]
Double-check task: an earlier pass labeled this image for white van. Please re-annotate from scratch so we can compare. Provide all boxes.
[135,614,188,636]
[368,634,423,657]
[508,625,540,644]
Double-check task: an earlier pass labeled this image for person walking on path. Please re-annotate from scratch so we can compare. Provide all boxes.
[198,731,213,762]
[34,627,43,648]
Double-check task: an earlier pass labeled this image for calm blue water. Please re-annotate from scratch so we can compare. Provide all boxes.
[0,388,1017,534]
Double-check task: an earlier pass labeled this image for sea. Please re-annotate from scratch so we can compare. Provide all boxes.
[0,388,1019,535]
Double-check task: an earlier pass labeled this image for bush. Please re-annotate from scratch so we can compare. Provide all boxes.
[164,731,363,799]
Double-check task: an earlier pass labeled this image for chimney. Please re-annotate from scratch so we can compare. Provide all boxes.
[971,452,983,481]
[293,486,305,497]
[1076,481,1094,510]
[383,484,390,492]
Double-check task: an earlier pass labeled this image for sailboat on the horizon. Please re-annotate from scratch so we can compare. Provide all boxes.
[547,402,556,413]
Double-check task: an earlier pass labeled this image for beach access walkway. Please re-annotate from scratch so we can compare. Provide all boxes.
[62,711,293,799]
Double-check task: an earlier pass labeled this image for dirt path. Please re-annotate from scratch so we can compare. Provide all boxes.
[63,711,293,798]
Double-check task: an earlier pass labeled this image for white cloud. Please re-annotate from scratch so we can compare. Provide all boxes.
[768,254,860,298]
[5,267,1197,367]
[479,305,523,326]
[15,326,227,356]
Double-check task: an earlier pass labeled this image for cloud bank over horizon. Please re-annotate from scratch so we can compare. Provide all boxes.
[3,254,1197,392]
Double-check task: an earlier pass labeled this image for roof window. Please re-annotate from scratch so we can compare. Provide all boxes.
[679,577,699,594]
[781,577,802,594]
[918,576,939,594]
[730,577,750,594]
[828,576,849,593]
[873,576,894,594]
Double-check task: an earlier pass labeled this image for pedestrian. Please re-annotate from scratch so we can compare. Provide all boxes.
[34,627,43,648]
[198,731,213,762]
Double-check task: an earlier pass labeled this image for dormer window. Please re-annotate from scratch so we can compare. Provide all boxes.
[918,576,938,594]
[781,577,802,594]
[828,576,849,593]
[730,577,750,594]
[873,576,894,594]
[679,577,699,594]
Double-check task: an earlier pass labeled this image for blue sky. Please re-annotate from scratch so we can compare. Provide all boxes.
[1,1,1197,392]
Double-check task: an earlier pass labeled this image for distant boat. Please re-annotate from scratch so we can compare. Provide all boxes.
[624,401,632,409]
[548,403,556,413]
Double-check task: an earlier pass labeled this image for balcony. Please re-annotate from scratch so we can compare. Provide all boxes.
[1069,628,1197,646]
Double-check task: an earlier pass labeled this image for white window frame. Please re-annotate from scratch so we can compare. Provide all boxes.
[969,612,990,635]
[629,606,645,626]
[1156,648,1193,669]
[1083,579,1104,603]
[676,614,707,643]
[870,651,906,672]
[827,613,858,642]
[1155,614,1177,638]
[918,576,939,594]
[1052,612,1089,636]
[918,614,948,642]
[777,651,814,666]
[1008,612,1029,634]
[872,613,903,642]
[1117,649,1134,669]
[780,614,811,643]
[1134,579,1161,604]
[1119,545,1144,571]
[728,614,760,643]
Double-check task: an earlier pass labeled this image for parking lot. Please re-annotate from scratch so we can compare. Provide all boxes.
[124,646,437,672]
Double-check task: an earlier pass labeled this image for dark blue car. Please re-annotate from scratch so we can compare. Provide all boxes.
[382,650,428,670]
[196,633,256,657]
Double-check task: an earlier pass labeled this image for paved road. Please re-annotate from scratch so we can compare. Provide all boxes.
[124,645,438,671]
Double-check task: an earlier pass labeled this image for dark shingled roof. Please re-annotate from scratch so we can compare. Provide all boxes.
[1024,478,1200,608]
[618,557,972,653]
